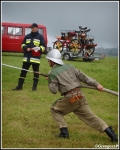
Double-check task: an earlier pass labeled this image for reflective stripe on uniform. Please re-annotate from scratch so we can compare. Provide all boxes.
[23,57,27,62]
[40,46,45,52]
[23,57,40,64]
[21,44,26,49]
[26,39,31,43]
[33,41,40,45]
[30,59,40,64]
[33,39,40,46]
[30,58,40,64]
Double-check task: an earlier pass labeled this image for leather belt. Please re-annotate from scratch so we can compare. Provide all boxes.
[64,87,80,96]
[64,87,83,104]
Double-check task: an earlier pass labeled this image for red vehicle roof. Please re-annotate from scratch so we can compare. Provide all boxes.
[2,22,46,28]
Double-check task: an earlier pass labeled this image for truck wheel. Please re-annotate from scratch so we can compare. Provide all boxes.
[69,39,81,56]
[63,53,72,61]
[53,40,63,53]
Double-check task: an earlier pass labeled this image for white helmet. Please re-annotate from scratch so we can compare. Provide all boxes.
[46,49,64,65]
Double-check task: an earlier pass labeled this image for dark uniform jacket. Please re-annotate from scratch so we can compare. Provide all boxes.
[21,31,46,64]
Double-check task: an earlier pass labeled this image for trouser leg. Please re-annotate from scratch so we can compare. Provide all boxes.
[32,63,40,90]
[73,96,108,132]
[50,104,69,139]
[50,97,72,128]
[50,96,80,138]
[50,98,70,138]
[12,62,31,90]
[73,96,118,142]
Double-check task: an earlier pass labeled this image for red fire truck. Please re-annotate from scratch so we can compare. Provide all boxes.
[1,22,48,53]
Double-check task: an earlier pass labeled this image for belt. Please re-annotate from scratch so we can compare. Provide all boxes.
[64,87,83,104]
[64,87,80,96]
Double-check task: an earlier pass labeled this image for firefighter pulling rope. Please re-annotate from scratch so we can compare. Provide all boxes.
[2,63,118,96]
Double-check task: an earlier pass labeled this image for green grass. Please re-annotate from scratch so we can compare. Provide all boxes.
[2,52,118,148]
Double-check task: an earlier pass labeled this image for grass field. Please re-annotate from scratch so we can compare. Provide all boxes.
[1,52,119,148]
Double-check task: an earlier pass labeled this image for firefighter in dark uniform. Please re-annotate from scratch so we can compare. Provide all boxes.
[12,23,46,91]
[45,49,118,142]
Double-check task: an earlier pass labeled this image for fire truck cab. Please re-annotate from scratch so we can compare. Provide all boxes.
[1,22,48,53]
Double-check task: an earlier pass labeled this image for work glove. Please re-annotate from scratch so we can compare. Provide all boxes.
[32,47,40,52]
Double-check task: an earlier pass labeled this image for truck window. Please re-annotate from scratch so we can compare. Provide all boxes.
[25,28,31,35]
[1,26,5,34]
[25,28,43,35]
[38,28,43,35]
[7,27,22,35]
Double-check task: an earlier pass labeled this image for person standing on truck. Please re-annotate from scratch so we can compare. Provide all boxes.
[12,23,46,91]
[45,49,118,142]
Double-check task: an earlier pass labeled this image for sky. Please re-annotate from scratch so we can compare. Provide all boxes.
[1,1,119,48]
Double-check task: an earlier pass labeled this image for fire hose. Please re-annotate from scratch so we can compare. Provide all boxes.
[2,63,118,96]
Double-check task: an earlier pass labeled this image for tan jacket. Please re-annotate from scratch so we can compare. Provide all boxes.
[48,64,99,95]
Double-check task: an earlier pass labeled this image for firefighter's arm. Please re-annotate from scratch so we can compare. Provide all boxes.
[39,35,46,54]
[48,81,58,94]
[74,68,99,87]
[21,36,28,51]
[48,73,58,94]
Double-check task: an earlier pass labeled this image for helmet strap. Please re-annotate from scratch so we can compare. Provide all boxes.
[49,60,55,67]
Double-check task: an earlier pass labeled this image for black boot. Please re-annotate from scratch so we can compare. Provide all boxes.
[55,127,69,138]
[104,126,118,142]
[32,78,39,91]
[12,77,25,90]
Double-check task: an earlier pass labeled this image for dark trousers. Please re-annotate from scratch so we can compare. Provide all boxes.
[20,62,40,79]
